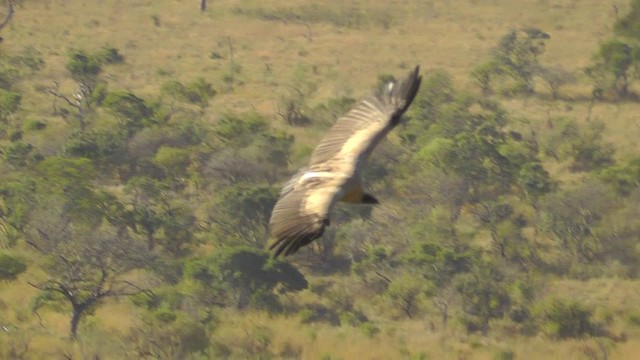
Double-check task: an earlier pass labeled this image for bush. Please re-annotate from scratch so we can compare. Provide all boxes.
[360,322,380,338]
[24,119,47,131]
[299,303,340,325]
[153,146,191,175]
[625,312,640,327]
[154,308,178,323]
[66,49,101,82]
[0,89,21,121]
[339,310,367,326]
[614,0,640,39]
[537,298,597,339]
[9,46,45,71]
[493,350,515,360]
[97,46,124,64]
[0,252,27,281]
[162,78,216,108]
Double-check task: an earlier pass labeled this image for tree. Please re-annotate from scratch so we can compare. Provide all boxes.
[161,78,216,109]
[184,247,307,310]
[64,127,128,173]
[0,0,15,43]
[599,156,640,195]
[470,60,502,96]
[384,274,425,319]
[410,69,456,126]
[402,239,480,327]
[539,180,616,266]
[128,314,210,359]
[586,39,638,99]
[535,298,596,339]
[159,199,196,255]
[205,184,278,248]
[455,263,512,334]
[21,156,150,338]
[517,161,552,203]
[103,91,156,137]
[0,174,35,246]
[492,28,550,94]
[153,145,191,179]
[27,215,148,338]
[586,0,640,100]
[34,157,107,227]
[66,49,102,86]
[0,252,26,281]
[123,176,196,255]
[536,65,576,99]
[614,0,640,40]
[542,118,614,172]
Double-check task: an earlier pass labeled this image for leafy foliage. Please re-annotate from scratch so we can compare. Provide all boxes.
[473,28,550,95]
[586,39,639,99]
[492,28,550,94]
[103,91,157,136]
[536,298,597,339]
[161,77,216,108]
[0,252,26,281]
[184,247,308,310]
[66,49,102,84]
[614,0,640,39]
[542,118,614,172]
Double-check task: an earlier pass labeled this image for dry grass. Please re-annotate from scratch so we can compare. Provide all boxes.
[10,0,638,156]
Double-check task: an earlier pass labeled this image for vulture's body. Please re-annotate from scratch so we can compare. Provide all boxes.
[269,66,422,257]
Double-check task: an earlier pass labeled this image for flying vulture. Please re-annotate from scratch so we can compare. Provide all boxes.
[268,66,422,257]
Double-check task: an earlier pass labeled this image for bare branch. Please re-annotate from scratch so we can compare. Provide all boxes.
[0,0,14,34]
[33,309,47,329]
[121,280,155,297]
[45,82,81,110]
[374,271,392,284]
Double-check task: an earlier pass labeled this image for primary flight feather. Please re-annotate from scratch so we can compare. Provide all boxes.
[269,66,422,257]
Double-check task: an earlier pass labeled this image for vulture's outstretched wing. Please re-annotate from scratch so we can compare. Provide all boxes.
[269,66,422,257]
[268,175,339,257]
[309,66,422,170]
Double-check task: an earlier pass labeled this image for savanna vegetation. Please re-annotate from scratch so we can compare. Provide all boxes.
[1,0,640,358]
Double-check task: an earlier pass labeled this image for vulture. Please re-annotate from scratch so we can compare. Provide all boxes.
[268,66,422,257]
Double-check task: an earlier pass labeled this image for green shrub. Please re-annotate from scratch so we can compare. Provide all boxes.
[66,49,101,81]
[493,350,515,360]
[339,311,366,326]
[360,322,380,338]
[154,308,177,323]
[97,46,124,64]
[9,46,45,71]
[24,118,47,131]
[0,89,21,120]
[161,78,216,108]
[298,303,339,325]
[153,146,191,175]
[537,298,597,339]
[0,253,27,280]
[625,312,640,327]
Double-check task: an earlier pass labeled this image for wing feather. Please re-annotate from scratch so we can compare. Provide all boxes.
[309,66,422,168]
[268,179,339,257]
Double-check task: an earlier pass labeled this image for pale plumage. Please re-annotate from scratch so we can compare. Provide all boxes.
[269,66,422,257]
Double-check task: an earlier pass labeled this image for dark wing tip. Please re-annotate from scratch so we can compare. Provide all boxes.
[382,65,421,127]
[269,217,328,258]
[393,65,422,114]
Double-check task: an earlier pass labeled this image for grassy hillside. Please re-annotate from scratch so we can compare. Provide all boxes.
[1,0,640,359]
